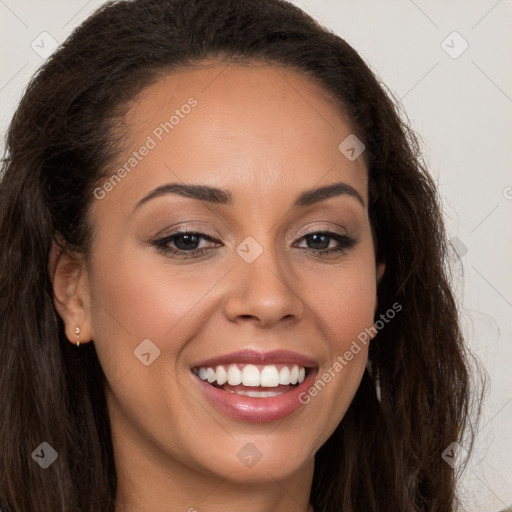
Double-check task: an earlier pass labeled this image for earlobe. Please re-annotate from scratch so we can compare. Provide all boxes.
[50,239,93,345]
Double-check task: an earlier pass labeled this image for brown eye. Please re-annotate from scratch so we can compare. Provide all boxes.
[153,230,220,259]
[295,232,357,256]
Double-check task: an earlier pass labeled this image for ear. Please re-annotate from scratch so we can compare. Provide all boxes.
[49,239,93,345]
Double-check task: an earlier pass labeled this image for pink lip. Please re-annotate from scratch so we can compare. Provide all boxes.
[190,349,319,423]
[191,348,318,369]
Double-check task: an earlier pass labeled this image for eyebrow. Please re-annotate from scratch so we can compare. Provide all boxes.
[133,181,365,211]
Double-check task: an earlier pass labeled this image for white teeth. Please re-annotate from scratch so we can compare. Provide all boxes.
[290,365,299,384]
[227,364,242,385]
[229,389,286,397]
[260,365,280,387]
[279,366,291,385]
[216,365,228,385]
[206,367,216,383]
[242,364,260,386]
[194,363,308,388]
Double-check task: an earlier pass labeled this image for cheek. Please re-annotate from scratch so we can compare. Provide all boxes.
[88,249,214,339]
[86,244,228,386]
[306,256,378,349]
[296,251,377,435]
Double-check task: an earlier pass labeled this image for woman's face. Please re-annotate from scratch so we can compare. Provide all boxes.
[74,63,384,486]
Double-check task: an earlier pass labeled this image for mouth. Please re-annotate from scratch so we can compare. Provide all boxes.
[190,349,318,422]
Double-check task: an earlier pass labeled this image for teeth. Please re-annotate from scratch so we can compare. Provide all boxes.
[279,366,290,384]
[216,365,228,385]
[194,363,307,388]
[290,365,299,384]
[227,364,242,385]
[242,364,260,386]
[226,389,286,397]
[206,367,216,383]
[260,365,280,387]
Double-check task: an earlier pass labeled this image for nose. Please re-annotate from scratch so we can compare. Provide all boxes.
[223,242,305,327]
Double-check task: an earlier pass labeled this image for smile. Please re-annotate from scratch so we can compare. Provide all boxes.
[190,349,318,422]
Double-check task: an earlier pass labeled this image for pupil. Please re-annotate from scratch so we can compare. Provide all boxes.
[175,234,200,250]
[308,234,329,250]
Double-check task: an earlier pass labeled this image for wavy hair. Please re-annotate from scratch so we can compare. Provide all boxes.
[0,0,483,510]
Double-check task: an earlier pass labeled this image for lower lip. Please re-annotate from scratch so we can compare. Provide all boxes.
[193,369,318,423]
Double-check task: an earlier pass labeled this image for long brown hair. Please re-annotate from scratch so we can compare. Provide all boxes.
[0,0,484,510]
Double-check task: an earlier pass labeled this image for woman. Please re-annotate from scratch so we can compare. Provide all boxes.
[0,0,483,510]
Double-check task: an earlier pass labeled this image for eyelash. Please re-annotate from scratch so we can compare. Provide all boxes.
[152,227,357,259]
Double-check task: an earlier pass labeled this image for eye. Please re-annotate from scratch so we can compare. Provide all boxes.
[152,229,220,259]
[294,232,357,256]
[152,229,357,259]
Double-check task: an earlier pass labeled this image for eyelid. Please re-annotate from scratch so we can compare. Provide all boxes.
[159,224,350,242]
[294,223,349,240]
[154,221,351,241]
[155,223,220,240]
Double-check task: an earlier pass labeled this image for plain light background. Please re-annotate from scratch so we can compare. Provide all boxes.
[1,1,511,510]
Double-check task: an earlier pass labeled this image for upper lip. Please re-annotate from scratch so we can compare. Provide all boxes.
[191,348,318,369]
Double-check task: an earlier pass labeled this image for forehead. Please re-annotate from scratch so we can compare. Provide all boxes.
[100,62,368,211]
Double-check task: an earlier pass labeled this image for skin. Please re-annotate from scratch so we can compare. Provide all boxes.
[52,62,385,512]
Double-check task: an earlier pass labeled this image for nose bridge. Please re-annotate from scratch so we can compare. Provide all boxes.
[224,232,305,325]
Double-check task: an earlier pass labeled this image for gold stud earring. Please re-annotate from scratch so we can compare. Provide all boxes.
[74,327,80,347]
